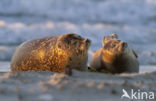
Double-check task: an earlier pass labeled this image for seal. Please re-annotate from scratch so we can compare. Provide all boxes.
[89,34,139,74]
[11,33,91,72]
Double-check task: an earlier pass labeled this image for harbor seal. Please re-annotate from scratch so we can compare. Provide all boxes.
[89,34,139,74]
[11,33,91,72]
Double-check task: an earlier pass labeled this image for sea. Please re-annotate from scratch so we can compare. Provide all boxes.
[0,0,156,72]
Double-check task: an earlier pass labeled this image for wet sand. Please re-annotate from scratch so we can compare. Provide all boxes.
[0,70,156,101]
[1,61,156,72]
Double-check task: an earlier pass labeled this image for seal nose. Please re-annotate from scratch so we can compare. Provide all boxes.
[84,38,91,48]
[86,39,91,43]
[122,42,128,48]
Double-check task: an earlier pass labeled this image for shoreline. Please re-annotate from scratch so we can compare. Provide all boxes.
[0,61,156,100]
[0,70,155,101]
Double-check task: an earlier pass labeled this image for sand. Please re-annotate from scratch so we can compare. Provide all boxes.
[0,70,156,101]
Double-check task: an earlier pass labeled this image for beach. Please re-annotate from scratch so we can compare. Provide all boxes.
[0,62,156,100]
[0,0,156,100]
[0,70,156,101]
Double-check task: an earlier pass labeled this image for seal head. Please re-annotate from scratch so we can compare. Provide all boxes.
[89,34,139,74]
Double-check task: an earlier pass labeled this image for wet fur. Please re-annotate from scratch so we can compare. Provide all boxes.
[11,33,91,72]
[90,34,139,74]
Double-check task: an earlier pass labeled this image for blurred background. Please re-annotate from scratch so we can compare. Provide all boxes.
[0,0,156,71]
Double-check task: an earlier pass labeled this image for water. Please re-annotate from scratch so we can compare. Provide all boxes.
[0,61,10,72]
[0,0,156,71]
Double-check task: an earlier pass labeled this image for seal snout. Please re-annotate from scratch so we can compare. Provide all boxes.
[83,38,91,48]
[119,42,128,52]
[122,42,128,48]
[90,33,139,74]
[85,39,91,44]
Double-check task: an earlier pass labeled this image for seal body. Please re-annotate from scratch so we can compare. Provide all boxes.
[11,33,91,72]
[89,34,139,74]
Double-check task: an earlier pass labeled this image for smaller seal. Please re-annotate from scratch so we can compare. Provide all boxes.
[11,33,91,72]
[89,34,139,74]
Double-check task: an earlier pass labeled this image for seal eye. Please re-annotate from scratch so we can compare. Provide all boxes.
[67,34,82,40]
[78,35,82,39]
[73,35,82,40]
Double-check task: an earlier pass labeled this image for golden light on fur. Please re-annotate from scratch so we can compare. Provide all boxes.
[102,50,115,64]
[90,33,139,74]
[38,50,45,59]
[11,33,91,72]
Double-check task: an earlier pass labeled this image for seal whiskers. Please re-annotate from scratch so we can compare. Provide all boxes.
[89,33,139,74]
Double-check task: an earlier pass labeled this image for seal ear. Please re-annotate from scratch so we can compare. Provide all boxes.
[132,49,138,58]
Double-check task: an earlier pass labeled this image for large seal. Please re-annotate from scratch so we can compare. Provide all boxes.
[11,33,91,72]
[89,34,139,74]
